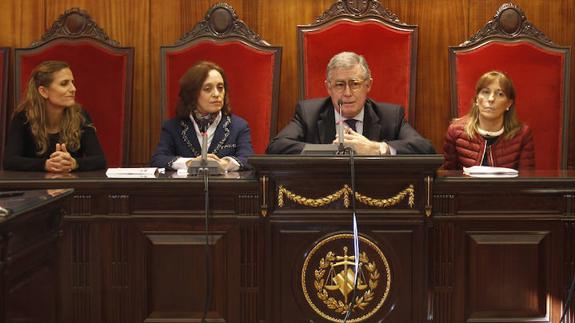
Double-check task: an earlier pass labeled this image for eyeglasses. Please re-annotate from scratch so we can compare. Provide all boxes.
[329,79,366,93]
[478,88,508,101]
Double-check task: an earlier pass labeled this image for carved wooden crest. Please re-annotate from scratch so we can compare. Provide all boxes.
[315,0,403,25]
[462,2,553,46]
[32,8,119,47]
[176,2,267,46]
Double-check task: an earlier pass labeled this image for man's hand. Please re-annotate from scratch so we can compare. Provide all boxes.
[333,128,388,155]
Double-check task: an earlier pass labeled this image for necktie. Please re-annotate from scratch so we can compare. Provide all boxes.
[344,119,357,132]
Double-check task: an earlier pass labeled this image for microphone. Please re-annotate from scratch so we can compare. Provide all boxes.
[200,130,208,167]
[337,98,345,151]
[196,116,211,165]
[188,112,223,176]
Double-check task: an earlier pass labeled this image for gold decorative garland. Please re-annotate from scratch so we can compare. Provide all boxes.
[278,184,414,208]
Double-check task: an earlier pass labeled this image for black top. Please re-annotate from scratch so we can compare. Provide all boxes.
[481,135,500,167]
[3,110,107,171]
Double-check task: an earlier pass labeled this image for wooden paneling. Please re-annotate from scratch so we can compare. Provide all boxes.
[401,0,470,149]
[0,0,46,132]
[0,0,574,167]
[144,231,237,321]
[467,232,547,318]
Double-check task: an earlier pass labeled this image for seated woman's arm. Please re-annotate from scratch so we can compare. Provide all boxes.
[71,111,106,171]
[226,118,253,170]
[3,113,47,171]
[76,125,107,171]
[442,124,460,170]
[518,125,535,170]
[150,121,179,169]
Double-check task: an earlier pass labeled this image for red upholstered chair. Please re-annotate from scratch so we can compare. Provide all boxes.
[297,0,417,122]
[0,48,9,169]
[449,3,571,170]
[160,3,282,154]
[14,8,134,167]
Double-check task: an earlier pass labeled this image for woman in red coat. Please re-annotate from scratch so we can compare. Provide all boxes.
[442,71,535,170]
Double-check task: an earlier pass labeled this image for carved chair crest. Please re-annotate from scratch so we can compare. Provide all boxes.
[176,2,269,46]
[314,0,407,25]
[32,8,119,47]
[462,2,553,47]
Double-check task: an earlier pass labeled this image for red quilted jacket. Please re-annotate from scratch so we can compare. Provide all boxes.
[442,118,535,170]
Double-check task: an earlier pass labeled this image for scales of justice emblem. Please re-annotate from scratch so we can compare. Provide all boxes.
[301,233,391,322]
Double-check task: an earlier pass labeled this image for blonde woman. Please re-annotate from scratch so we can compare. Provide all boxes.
[3,61,106,172]
[443,71,535,170]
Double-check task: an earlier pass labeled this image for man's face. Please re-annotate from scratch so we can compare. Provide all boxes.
[325,64,372,118]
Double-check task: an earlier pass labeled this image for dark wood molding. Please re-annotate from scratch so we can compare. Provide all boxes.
[0,48,9,171]
[0,189,72,323]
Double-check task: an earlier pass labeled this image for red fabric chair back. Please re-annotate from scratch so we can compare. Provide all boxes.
[0,48,9,169]
[298,0,417,122]
[14,9,134,167]
[161,3,281,154]
[449,3,571,170]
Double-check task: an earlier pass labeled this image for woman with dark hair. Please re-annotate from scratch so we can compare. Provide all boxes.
[150,61,253,170]
[443,70,535,170]
[3,60,106,172]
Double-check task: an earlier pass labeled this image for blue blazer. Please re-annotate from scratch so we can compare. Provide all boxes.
[150,114,253,169]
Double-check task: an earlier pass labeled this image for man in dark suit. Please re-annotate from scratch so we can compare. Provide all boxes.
[266,51,435,155]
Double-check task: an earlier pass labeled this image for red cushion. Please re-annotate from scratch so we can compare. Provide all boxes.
[18,40,130,167]
[455,42,566,170]
[303,20,414,119]
[165,41,276,154]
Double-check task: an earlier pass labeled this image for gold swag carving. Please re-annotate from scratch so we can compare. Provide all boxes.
[278,184,415,208]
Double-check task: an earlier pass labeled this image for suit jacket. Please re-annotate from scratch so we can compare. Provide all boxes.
[266,97,436,154]
[150,114,253,169]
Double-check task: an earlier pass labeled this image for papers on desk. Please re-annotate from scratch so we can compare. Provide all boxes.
[106,167,160,178]
[463,166,518,178]
[172,168,240,179]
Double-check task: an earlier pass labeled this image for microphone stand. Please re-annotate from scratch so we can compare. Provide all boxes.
[300,99,349,156]
[199,127,212,323]
[342,147,359,323]
[189,123,223,175]
[337,99,349,156]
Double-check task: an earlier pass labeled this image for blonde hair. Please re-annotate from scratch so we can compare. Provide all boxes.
[463,70,522,140]
[14,60,89,155]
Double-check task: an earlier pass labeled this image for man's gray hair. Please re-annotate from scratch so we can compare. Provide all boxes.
[326,51,372,81]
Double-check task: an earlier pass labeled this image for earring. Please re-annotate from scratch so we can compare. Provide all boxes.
[506,108,509,111]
